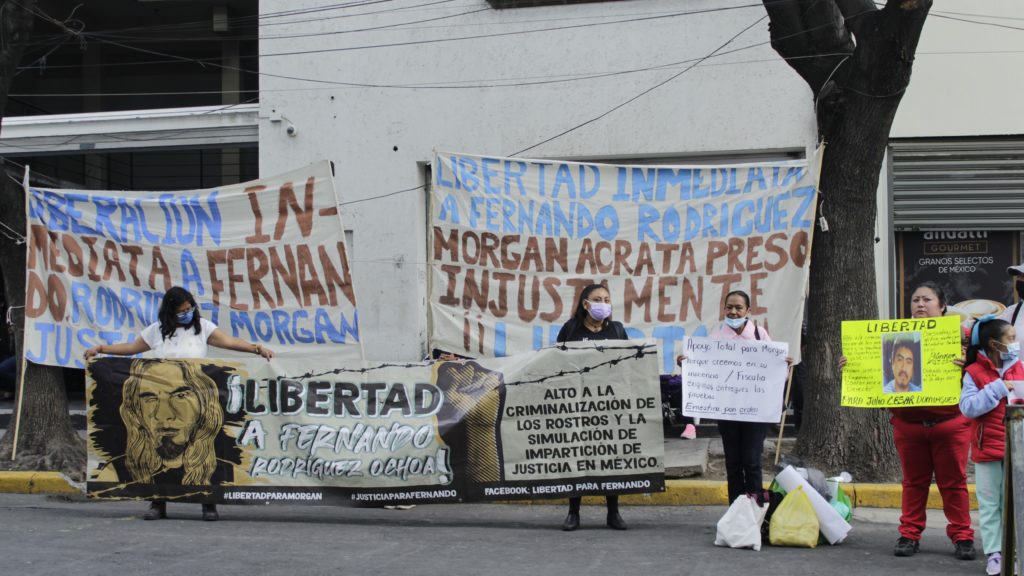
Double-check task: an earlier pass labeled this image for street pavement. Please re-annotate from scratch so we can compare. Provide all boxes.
[0,494,983,576]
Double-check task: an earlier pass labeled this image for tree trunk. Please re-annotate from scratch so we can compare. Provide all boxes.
[763,0,931,480]
[0,0,85,480]
[0,174,85,479]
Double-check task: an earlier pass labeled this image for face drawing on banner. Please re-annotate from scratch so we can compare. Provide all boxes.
[434,361,506,484]
[93,359,230,486]
[882,334,922,394]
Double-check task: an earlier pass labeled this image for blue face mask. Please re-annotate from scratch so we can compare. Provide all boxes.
[176,309,194,325]
[724,317,746,330]
[1002,342,1021,364]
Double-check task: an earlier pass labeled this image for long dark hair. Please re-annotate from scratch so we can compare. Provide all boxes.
[913,281,948,315]
[158,286,201,341]
[121,359,221,484]
[965,318,1010,367]
[570,283,610,325]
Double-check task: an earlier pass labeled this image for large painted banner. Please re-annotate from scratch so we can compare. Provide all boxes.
[24,162,362,368]
[840,316,962,408]
[86,341,664,504]
[429,151,821,373]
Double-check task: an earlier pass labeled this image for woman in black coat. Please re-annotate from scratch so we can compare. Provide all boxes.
[556,283,628,531]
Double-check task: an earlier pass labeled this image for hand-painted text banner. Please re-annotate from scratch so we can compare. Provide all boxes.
[429,151,821,372]
[24,162,362,367]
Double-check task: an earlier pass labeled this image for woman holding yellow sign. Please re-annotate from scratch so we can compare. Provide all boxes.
[840,282,974,560]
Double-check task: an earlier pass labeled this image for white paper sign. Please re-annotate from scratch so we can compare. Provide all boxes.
[681,336,789,423]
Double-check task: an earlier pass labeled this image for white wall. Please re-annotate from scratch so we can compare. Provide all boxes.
[258,0,818,360]
[893,0,1024,138]
[875,1,1024,312]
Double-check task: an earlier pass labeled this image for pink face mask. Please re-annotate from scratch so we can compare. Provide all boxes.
[588,302,612,321]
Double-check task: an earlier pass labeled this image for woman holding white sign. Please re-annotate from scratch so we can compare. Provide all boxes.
[83,286,274,522]
[555,283,629,532]
[699,291,782,504]
[839,282,975,560]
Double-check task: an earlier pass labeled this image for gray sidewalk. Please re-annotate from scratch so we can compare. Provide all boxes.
[0,493,983,576]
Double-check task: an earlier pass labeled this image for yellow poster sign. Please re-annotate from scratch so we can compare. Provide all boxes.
[841,316,962,408]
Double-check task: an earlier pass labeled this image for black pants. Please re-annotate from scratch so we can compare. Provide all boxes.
[568,494,619,514]
[717,420,767,503]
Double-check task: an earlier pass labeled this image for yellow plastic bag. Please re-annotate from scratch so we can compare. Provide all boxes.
[769,485,820,548]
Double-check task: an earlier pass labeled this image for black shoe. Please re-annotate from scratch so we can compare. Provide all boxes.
[561,512,580,531]
[143,501,166,521]
[894,537,920,557]
[606,511,627,531]
[954,539,976,560]
[202,504,219,522]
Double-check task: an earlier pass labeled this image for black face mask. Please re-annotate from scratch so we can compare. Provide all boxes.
[1017,280,1024,299]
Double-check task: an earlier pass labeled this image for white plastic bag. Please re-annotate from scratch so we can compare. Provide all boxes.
[714,495,769,551]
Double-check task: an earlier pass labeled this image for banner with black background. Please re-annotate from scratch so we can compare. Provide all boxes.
[86,341,664,504]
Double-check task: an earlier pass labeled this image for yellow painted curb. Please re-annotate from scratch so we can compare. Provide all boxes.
[621,480,729,506]
[0,471,80,495]
[500,480,977,510]
[0,470,979,509]
[499,480,730,506]
[850,482,978,511]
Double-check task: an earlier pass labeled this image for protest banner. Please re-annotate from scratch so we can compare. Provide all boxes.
[840,315,962,407]
[428,151,821,373]
[680,336,789,423]
[85,341,664,504]
[23,162,362,368]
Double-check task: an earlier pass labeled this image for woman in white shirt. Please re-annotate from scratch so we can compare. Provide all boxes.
[84,286,273,521]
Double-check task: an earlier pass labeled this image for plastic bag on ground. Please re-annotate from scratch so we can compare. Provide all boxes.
[769,485,820,548]
[830,486,853,522]
[715,495,770,551]
[761,482,787,543]
[801,467,831,502]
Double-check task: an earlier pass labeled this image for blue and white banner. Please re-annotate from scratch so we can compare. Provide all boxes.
[24,161,363,367]
[429,151,821,372]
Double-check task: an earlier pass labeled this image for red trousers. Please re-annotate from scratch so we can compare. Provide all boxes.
[891,415,974,542]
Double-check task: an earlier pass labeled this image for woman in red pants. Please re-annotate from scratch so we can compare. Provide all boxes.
[842,281,974,559]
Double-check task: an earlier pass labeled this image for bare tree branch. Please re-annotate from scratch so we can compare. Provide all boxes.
[834,0,876,37]
[763,0,854,97]
[835,0,876,18]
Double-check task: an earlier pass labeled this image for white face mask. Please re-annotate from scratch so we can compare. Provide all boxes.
[724,317,746,330]
[1001,341,1021,363]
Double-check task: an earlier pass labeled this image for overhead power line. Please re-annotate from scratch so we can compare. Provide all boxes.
[511,15,768,157]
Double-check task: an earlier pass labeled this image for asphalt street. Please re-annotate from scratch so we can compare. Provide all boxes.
[0,494,984,576]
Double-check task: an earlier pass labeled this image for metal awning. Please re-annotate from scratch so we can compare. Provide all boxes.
[0,103,258,156]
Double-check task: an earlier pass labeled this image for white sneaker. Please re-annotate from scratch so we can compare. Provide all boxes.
[987,552,1001,576]
[680,424,697,440]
